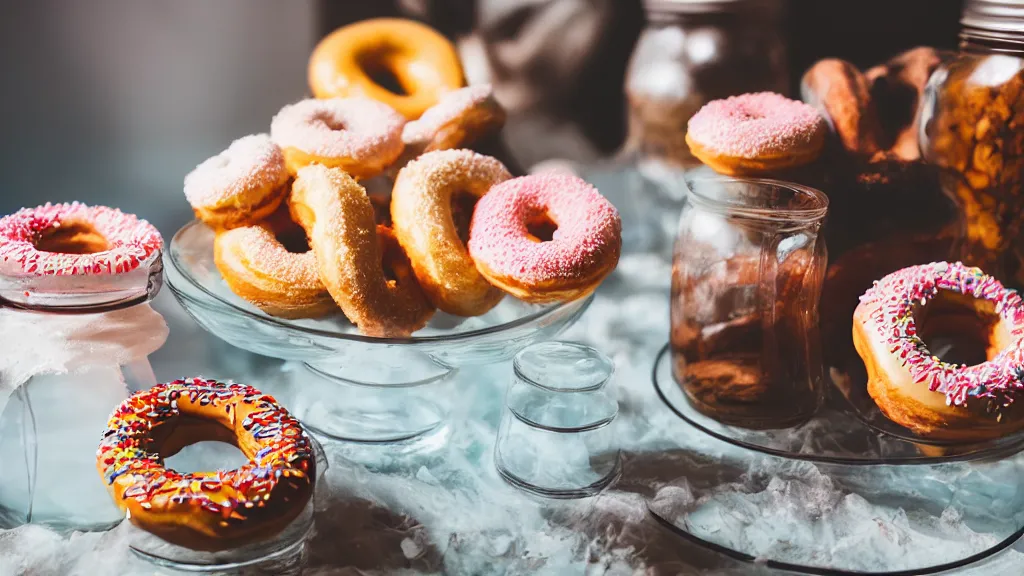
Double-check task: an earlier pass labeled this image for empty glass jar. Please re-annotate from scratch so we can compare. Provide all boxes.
[670,176,828,428]
[494,341,619,498]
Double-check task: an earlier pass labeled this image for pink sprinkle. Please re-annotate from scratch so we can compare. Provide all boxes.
[183,134,288,209]
[468,174,621,289]
[686,92,827,158]
[270,97,404,164]
[0,202,162,276]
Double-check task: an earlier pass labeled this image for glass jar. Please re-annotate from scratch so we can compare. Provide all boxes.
[670,176,828,428]
[920,0,1024,284]
[0,242,165,530]
[624,0,788,168]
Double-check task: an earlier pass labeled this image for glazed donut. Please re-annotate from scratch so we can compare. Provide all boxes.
[685,92,828,176]
[184,134,290,229]
[853,262,1024,440]
[270,98,405,179]
[865,47,945,162]
[289,164,433,337]
[801,59,884,157]
[96,378,316,551]
[401,85,506,154]
[468,173,621,303]
[213,216,335,319]
[308,18,465,120]
[391,149,511,316]
[0,202,161,276]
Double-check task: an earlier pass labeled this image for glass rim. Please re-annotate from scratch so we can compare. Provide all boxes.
[682,174,829,224]
[167,220,592,345]
[512,341,615,393]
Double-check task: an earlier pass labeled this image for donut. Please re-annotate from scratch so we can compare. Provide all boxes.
[865,47,945,162]
[308,18,466,120]
[270,98,405,179]
[801,59,884,157]
[401,85,506,154]
[391,149,511,316]
[0,202,161,277]
[853,262,1024,440]
[289,164,433,337]
[213,217,335,319]
[96,378,316,551]
[468,173,621,303]
[685,92,828,176]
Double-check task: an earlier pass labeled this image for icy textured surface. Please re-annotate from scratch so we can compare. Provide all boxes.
[2,165,1024,574]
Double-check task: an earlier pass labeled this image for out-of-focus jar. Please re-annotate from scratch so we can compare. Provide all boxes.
[920,0,1024,284]
[624,0,788,168]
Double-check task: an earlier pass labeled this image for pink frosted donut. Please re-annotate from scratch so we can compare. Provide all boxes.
[685,92,827,175]
[468,174,621,303]
[401,85,506,152]
[183,134,290,229]
[0,202,162,276]
[270,97,405,179]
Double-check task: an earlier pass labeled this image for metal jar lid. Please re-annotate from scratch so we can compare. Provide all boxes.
[961,0,1024,45]
[643,0,782,17]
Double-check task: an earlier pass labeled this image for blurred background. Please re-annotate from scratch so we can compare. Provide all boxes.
[0,0,962,237]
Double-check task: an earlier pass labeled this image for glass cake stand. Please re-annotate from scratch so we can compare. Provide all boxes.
[165,221,592,450]
[649,344,1024,574]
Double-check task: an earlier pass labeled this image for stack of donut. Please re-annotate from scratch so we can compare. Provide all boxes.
[183,19,622,338]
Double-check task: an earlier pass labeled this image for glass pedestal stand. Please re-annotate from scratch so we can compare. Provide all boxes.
[649,344,1024,574]
[166,221,592,455]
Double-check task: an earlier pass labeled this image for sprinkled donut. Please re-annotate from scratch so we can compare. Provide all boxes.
[391,149,511,316]
[184,134,291,229]
[270,97,405,180]
[853,262,1024,440]
[685,92,828,176]
[401,85,506,154]
[468,174,622,303]
[0,202,161,276]
[96,378,316,551]
[289,164,433,337]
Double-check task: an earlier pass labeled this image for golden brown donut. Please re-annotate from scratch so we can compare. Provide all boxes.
[183,134,290,229]
[97,379,316,552]
[308,18,465,120]
[401,85,507,154]
[801,59,885,156]
[289,164,433,336]
[853,262,1024,440]
[391,149,511,316]
[866,47,945,161]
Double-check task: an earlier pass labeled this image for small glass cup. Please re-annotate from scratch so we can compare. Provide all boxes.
[494,341,620,498]
[670,175,828,429]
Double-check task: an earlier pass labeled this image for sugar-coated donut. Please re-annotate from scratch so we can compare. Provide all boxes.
[308,18,465,120]
[853,262,1024,440]
[468,174,622,303]
[391,149,511,316]
[289,164,433,337]
[214,219,335,319]
[401,85,506,154]
[183,134,290,229]
[0,202,162,276]
[685,92,828,176]
[270,98,405,179]
[97,378,316,552]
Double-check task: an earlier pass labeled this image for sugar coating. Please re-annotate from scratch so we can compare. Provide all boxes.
[860,262,1024,409]
[183,134,288,209]
[402,85,496,144]
[271,97,405,163]
[468,174,622,286]
[219,225,322,288]
[0,202,162,276]
[687,92,827,158]
[398,149,511,203]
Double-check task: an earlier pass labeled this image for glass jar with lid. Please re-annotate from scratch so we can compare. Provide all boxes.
[624,0,789,169]
[919,0,1024,284]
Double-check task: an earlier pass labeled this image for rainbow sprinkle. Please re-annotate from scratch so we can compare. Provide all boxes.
[0,202,162,276]
[96,378,314,522]
[860,262,1024,411]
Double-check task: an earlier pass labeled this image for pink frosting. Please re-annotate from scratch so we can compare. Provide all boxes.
[686,92,826,158]
[468,174,621,288]
[0,202,162,276]
[270,97,404,163]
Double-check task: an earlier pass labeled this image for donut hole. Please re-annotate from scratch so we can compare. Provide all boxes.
[276,228,311,254]
[357,48,408,96]
[450,191,479,246]
[152,415,249,473]
[34,220,111,254]
[525,213,558,243]
[915,290,1008,367]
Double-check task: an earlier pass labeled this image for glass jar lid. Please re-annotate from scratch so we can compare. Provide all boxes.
[961,0,1024,46]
